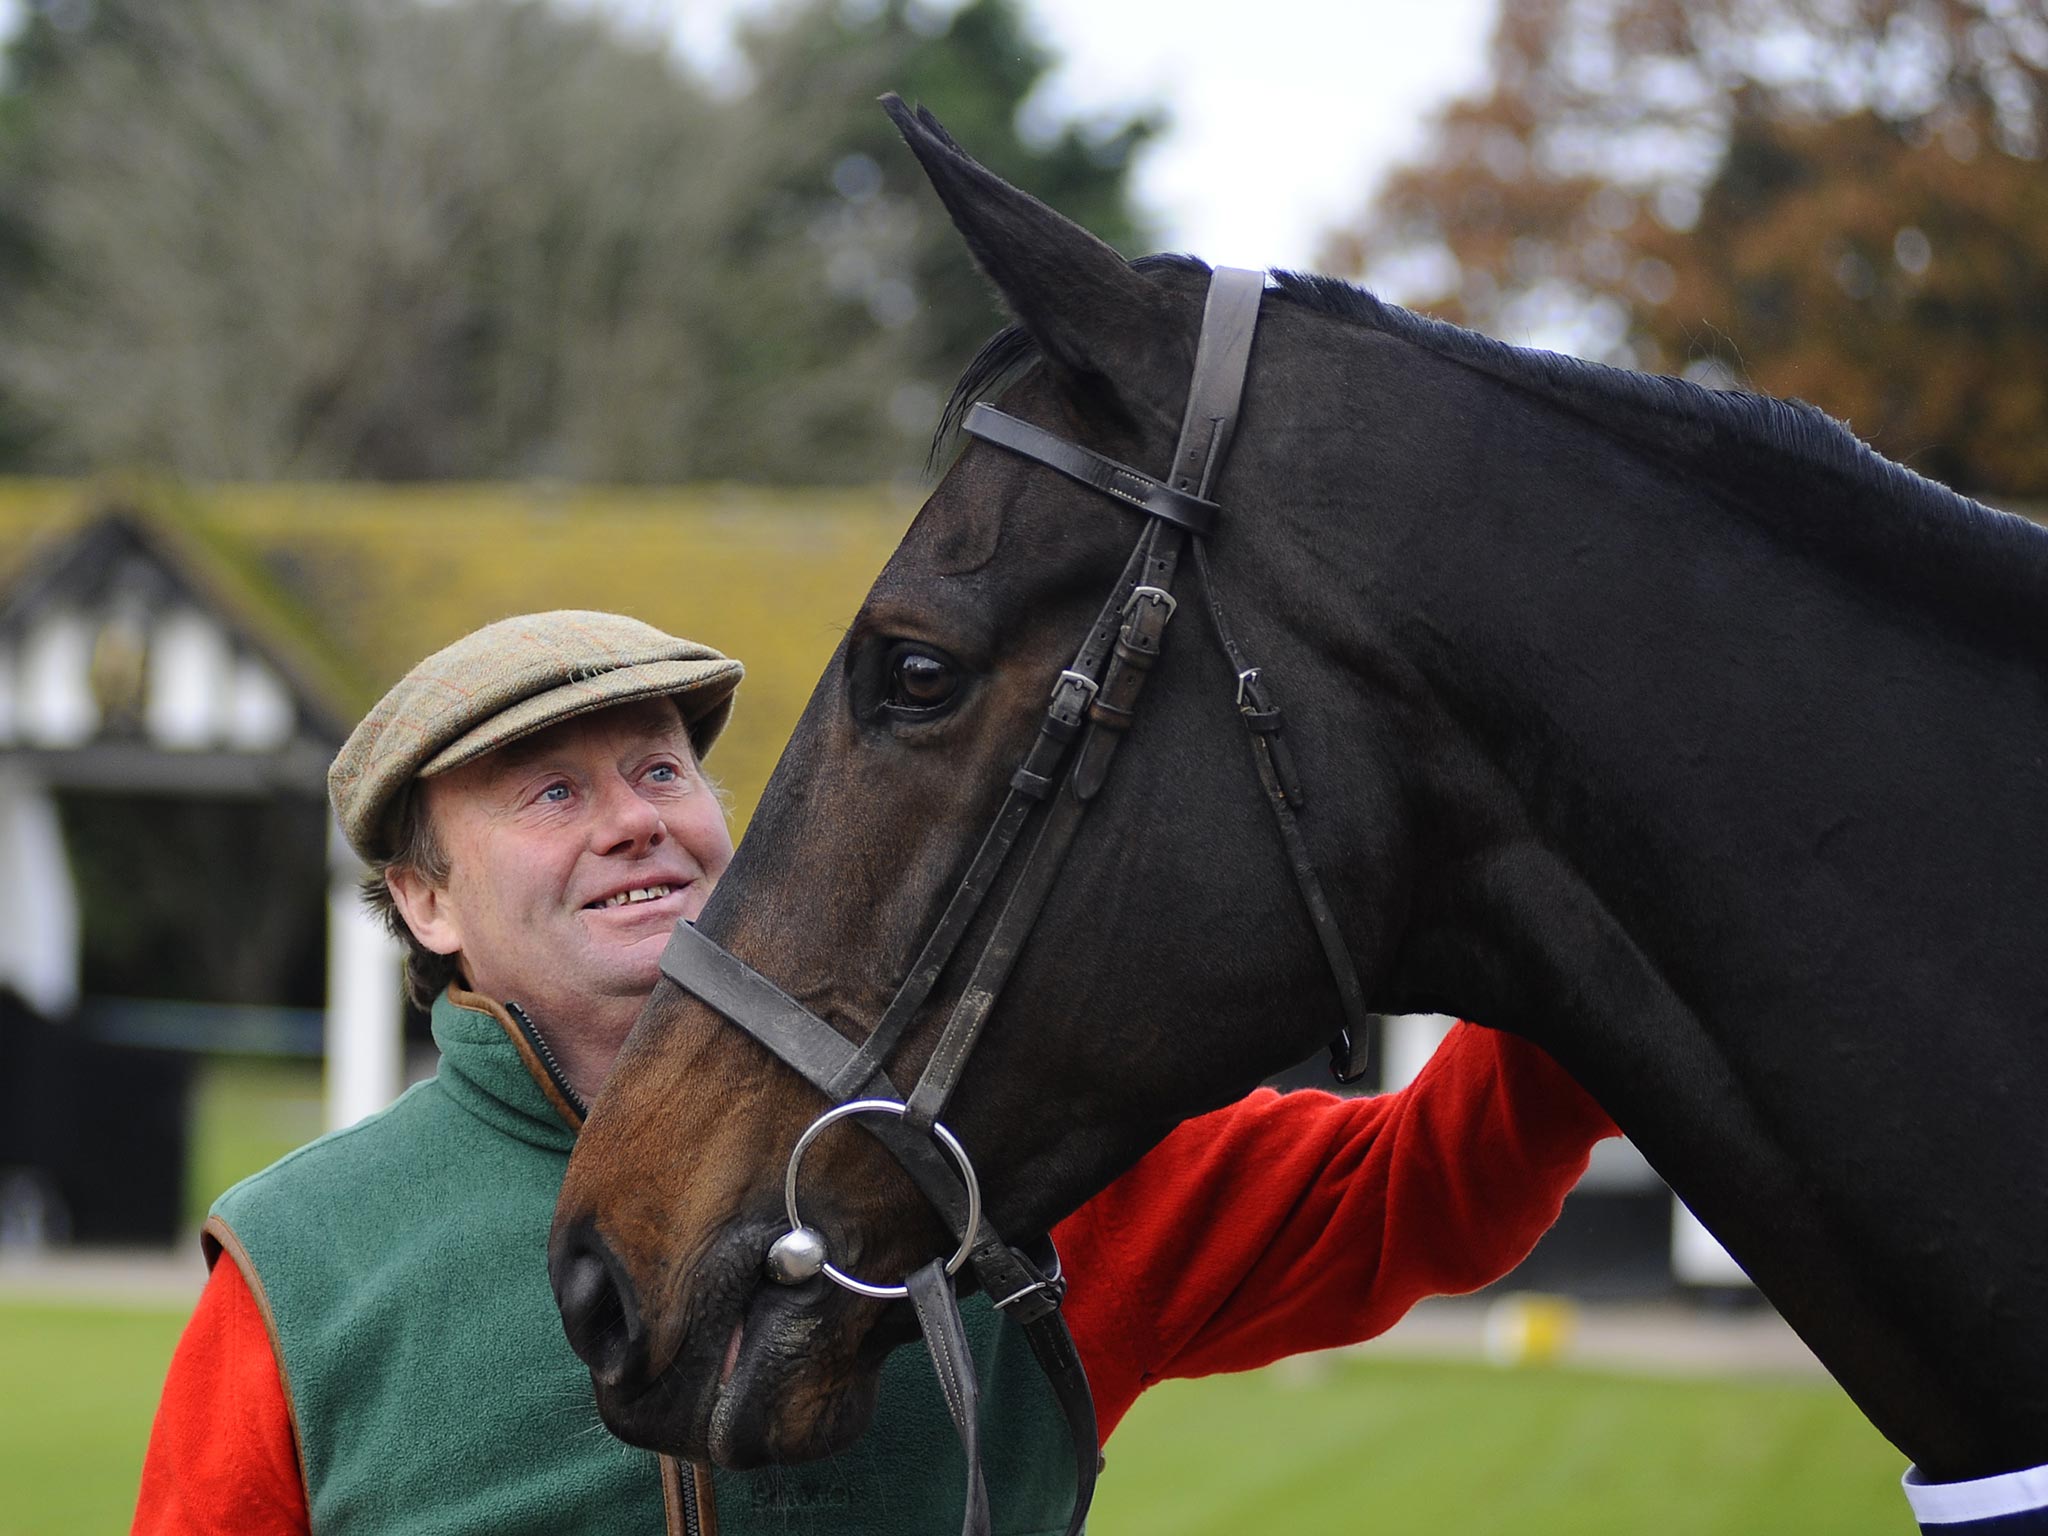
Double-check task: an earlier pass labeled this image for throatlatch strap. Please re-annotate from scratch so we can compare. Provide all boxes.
[1189,536,1377,1083]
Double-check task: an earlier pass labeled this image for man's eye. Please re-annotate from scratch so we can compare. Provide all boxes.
[540,783,572,803]
[887,649,958,712]
[647,764,678,783]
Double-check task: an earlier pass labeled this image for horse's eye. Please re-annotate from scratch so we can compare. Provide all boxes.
[887,648,958,712]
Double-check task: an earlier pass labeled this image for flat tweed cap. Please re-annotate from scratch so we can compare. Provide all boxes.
[330,610,744,864]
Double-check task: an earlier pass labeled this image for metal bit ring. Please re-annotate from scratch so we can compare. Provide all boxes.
[775,1098,981,1301]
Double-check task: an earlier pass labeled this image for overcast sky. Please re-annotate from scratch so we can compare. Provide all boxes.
[1031,0,1497,268]
[643,0,1501,271]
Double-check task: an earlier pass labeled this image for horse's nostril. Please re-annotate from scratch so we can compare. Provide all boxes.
[553,1231,639,1389]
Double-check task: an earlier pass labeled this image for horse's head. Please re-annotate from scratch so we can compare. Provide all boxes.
[549,101,1415,1467]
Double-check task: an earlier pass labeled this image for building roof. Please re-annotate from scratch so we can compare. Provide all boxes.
[0,479,918,827]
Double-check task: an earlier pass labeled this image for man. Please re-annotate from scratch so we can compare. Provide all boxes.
[135,610,1616,1534]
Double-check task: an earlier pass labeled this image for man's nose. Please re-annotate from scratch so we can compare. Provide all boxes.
[591,775,665,853]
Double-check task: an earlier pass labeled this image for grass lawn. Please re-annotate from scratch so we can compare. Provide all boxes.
[0,1056,322,1533]
[4,1061,1914,1532]
[0,1300,188,1536]
[1093,1351,1912,1535]
[2,1294,1911,1535]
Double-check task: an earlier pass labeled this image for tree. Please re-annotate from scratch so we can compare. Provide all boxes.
[1330,0,2048,497]
[0,0,742,480]
[0,0,1161,484]
[646,0,1163,483]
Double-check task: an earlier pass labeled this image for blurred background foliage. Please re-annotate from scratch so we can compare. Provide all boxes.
[0,0,2040,497]
[1326,0,2048,498]
[0,0,1159,485]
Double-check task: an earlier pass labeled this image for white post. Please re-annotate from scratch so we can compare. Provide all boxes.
[1672,1194,1753,1287]
[0,767,80,1019]
[325,816,402,1130]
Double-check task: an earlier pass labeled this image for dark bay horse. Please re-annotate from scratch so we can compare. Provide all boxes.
[553,101,2048,1502]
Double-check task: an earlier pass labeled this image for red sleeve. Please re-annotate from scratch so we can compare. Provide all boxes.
[1052,1023,1617,1440]
[133,1254,310,1535]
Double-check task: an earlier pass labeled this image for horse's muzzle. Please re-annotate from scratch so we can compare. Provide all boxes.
[551,1220,644,1392]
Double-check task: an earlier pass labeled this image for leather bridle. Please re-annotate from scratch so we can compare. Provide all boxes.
[658,266,1373,1536]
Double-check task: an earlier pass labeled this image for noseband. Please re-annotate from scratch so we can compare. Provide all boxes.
[658,266,1373,1536]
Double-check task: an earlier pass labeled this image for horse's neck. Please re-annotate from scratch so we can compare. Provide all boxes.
[1310,364,2048,1478]
[1351,376,2048,1043]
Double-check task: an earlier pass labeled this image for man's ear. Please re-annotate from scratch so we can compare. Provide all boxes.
[385,864,463,958]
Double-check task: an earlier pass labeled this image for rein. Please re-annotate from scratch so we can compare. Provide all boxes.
[658,266,1374,1536]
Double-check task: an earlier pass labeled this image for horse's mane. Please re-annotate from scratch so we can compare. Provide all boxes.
[940,256,2048,648]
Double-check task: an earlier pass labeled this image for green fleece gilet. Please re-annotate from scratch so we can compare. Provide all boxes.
[208,990,1078,1535]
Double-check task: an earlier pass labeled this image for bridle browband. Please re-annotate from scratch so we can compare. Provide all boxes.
[658,266,1374,1536]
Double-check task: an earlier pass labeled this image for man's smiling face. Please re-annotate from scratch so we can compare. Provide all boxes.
[397,697,735,1029]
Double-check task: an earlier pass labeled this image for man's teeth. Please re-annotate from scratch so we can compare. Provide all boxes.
[595,885,675,909]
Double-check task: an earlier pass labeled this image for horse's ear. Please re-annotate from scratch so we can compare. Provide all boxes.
[882,94,1187,416]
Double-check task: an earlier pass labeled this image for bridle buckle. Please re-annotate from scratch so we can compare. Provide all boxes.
[1049,668,1099,724]
[1121,585,1177,623]
[1118,586,1177,657]
[992,1269,1068,1321]
[991,1241,1067,1321]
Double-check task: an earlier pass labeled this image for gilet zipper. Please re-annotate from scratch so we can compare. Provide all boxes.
[505,1001,588,1122]
[679,1463,702,1536]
